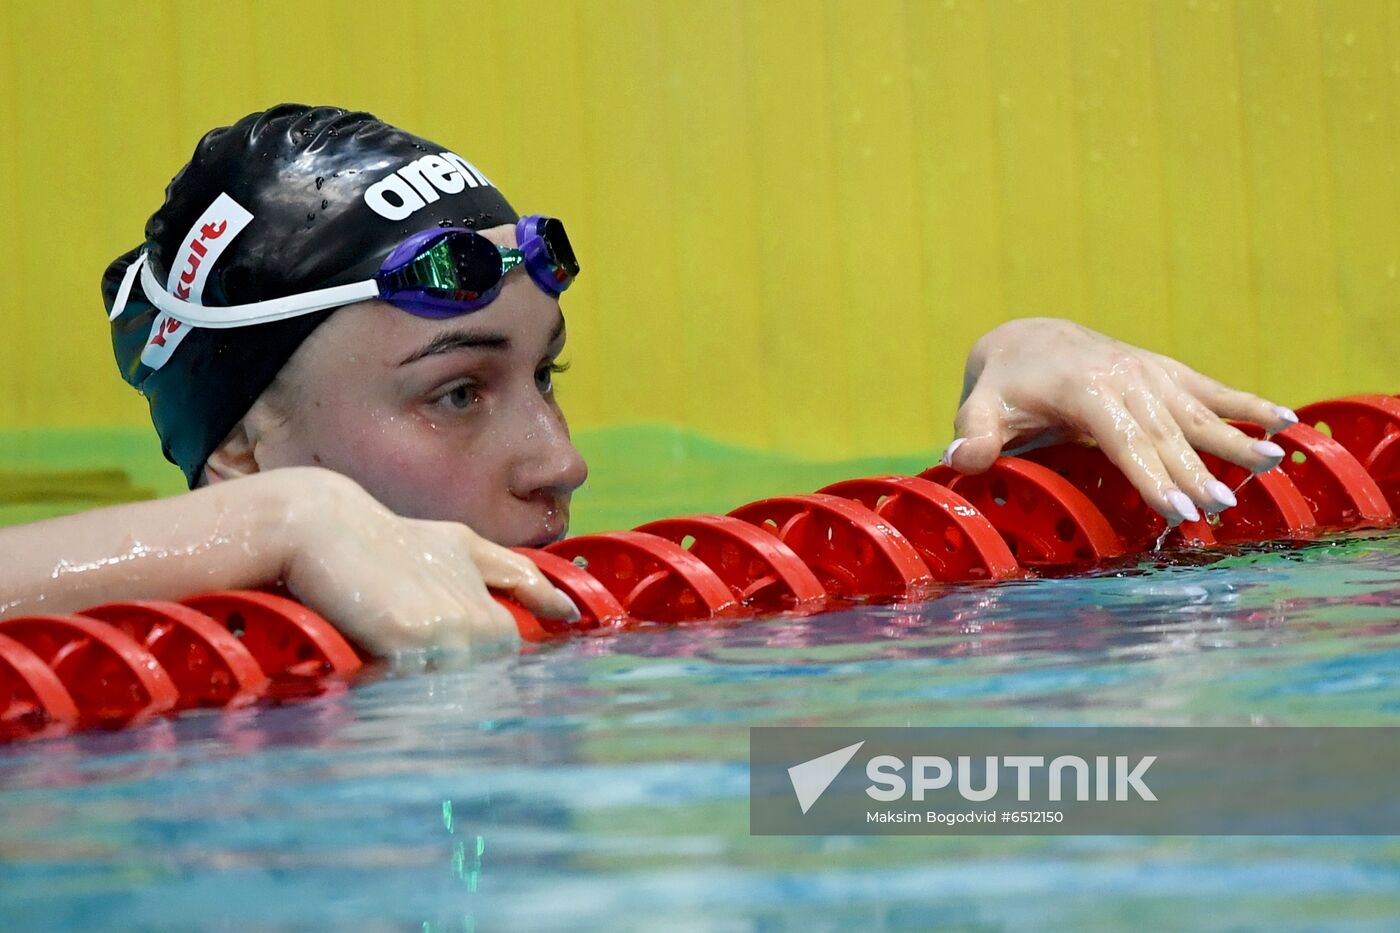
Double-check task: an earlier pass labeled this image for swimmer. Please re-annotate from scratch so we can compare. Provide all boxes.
[0,105,1297,654]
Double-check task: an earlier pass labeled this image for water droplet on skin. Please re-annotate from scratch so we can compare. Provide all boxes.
[321,199,329,210]
[315,176,324,189]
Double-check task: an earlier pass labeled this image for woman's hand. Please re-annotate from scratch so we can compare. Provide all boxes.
[279,469,579,654]
[945,318,1296,524]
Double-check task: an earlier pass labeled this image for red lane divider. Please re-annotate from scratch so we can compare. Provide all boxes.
[919,458,1127,567]
[1196,452,1317,542]
[0,615,180,724]
[815,476,1022,582]
[1294,395,1400,470]
[1016,444,1216,550]
[77,601,270,710]
[1232,423,1393,530]
[545,532,739,623]
[635,514,829,613]
[491,595,554,644]
[1368,432,1400,513]
[0,632,79,739]
[513,548,628,631]
[181,591,362,695]
[728,493,936,600]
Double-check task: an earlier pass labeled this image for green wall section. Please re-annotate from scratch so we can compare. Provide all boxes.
[0,429,183,527]
[566,425,935,534]
[0,427,936,535]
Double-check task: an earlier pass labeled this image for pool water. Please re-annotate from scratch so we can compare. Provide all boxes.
[3,531,1400,931]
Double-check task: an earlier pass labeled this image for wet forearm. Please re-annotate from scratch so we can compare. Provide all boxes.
[0,471,299,619]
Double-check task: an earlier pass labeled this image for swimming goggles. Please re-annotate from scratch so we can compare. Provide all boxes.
[110,215,578,328]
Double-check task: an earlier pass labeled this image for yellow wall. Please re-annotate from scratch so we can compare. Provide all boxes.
[1,0,1397,461]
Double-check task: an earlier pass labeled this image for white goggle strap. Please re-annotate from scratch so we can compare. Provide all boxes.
[108,252,148,321]
[120,250,381,330]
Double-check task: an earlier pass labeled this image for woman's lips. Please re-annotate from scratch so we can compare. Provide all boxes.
[519,514,568,549]
[520,530,565,549]
[513,497,569,549]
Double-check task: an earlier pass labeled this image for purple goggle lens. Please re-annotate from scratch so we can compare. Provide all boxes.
[376,214,579,318]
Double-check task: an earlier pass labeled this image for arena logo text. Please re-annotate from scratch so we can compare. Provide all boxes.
[362,152,495,221]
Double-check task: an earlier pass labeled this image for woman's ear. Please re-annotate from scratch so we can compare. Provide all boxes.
[201,375,299,485]
[202,421,260,485]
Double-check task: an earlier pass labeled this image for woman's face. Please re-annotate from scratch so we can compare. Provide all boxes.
[253,224,588,546]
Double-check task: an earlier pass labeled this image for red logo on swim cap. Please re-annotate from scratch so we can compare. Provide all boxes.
[172,220,230,301]
[141,193,255,371]
[148,316,182,348]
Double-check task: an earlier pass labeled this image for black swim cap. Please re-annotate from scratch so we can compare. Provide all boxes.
[102,104,518,487]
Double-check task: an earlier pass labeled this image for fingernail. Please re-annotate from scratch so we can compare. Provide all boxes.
[558,592,581,622]
[1272,405,1299,426]
[941,437,967,467]
[1251,440,1285,465]
[1204,479,1237,511]
[1167,490,1201,524]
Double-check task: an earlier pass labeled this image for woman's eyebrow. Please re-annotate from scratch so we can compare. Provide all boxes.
[397,330,511,366]
[397,312,566,366]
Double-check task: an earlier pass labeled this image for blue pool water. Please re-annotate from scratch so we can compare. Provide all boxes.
[2,532,1400,931]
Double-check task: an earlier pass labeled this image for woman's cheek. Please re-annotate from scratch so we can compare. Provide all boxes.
[308,408,423,503]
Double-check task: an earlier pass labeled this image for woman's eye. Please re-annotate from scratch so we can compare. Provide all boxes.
[536,360,569,394]
[434,382,481,411]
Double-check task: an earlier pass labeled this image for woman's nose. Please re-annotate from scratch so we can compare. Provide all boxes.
[509,399,588,499]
